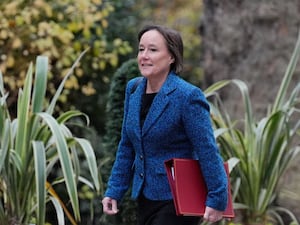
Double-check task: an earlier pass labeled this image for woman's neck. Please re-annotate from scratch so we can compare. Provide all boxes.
[146,75,167,93]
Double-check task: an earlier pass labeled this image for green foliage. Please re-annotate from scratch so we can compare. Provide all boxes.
[100,59,140,225]
[0,0,132,120]
[204,32,300,224]
[103,59,140,154]
[0,53,99,225]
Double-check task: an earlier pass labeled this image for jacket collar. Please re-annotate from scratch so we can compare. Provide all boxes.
[130,72,179,137]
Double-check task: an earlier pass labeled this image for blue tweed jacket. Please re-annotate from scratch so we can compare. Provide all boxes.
[104,72,228,211]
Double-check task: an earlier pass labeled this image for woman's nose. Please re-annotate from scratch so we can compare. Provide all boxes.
[140,50,149,58]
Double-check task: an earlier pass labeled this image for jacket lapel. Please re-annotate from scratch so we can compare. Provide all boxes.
[128,78,146,139]
[142,73,177,137]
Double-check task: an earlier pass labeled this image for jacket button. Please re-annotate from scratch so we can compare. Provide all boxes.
[140,173,144,178]
[139,155,143,160]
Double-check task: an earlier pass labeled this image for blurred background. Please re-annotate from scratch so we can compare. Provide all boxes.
[0,0,299,224]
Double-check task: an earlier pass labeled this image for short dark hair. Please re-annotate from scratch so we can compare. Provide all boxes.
[138,25,184,74]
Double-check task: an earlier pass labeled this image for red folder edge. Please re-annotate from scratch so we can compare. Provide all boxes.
[164,158,235,218]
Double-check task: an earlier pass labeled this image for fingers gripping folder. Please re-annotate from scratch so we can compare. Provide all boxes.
[164,158,235,218]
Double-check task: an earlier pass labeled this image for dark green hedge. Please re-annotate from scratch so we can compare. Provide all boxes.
[100,58,140,225]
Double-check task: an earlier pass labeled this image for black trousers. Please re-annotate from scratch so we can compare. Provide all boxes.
[137,195,200,225]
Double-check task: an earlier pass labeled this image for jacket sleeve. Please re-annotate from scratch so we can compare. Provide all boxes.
[104,80,136,201]
[182,88,228,211]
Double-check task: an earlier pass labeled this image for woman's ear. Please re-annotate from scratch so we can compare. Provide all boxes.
[170,57,175,63]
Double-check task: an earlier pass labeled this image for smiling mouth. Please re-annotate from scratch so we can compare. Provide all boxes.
[141,63,153,67]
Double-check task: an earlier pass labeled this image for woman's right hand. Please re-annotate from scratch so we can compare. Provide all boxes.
[203,206,223,222]
[102,197,119,215]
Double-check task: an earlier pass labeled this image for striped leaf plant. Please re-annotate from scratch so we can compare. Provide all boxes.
[204,31,300,225]
[0,51,100,225]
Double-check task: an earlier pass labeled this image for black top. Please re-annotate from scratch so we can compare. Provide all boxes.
[140,93,157,127]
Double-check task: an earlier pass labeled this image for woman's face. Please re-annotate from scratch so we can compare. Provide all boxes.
[137,30,174,79]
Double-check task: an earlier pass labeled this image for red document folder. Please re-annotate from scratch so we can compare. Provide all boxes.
[164,158,234,218]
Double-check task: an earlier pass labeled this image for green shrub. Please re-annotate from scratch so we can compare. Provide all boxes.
[0,0,132,136]
[100,59,140,225]
[204,32,300,224]
[0,52,99,225]
[103,59,140,155]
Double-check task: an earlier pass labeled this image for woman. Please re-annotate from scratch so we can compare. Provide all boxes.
[102,24,228,225]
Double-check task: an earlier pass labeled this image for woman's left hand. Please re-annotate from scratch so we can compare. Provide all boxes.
[203,206,223,223]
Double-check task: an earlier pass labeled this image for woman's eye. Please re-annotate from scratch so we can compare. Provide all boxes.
[150,48,157,52]
[138,48,144,52]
